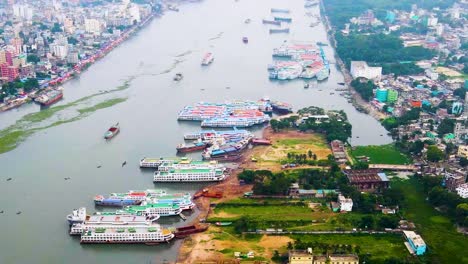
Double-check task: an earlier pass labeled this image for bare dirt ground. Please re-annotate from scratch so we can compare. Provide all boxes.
[242,128,332,172]
[177,128,332,263]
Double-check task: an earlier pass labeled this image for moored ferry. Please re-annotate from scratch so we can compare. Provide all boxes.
[184,129,252,140]
[154,167,227,182]
[70,214,160,235]
[139,157,171,168]
[157,159,220,172]
[35,89,63,106]
[176,141,210,153]
[66,207,87,225]
[125,202,183,216]
[94,189,170,206]
[80,226,174,244]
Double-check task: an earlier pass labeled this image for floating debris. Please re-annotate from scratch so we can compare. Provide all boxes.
[64,177,71,180]
[16,211,21,215]
[97,165,102,168]
[122,161,127,167]
[6,178,12,181]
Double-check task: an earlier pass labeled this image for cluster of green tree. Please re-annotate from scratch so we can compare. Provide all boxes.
[51,23,63,33]
[298,116,352,143]
[381,62,424,76]
[292,239,358,255]
[335,33,435,71]
[269,116,298,132]
[350,78,375,101]
[419,175,468,227]
[323,0,456,29]
[0,78,39,102]
[270,108,352,143]
[239,170,294,195]
[381,108,421,131]
[286,151,318,163]
[292,235,418,264]
[239,168,404,214]
[437,118,455,135]
[27,54,40,64]
[297,106,325,115]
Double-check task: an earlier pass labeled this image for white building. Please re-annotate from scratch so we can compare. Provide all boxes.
[84,18,102,34]
[425,68,439,80]
[456,183,468,199]
[350,61,382,81]
[49,43,68,59]
[338,194,353,212]
[128,4,141,23]
[427,16,438,27]
[12,4,34,20]
[436,23,444,36]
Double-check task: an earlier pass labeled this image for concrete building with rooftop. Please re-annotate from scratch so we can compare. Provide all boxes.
[289,249,359,264]
[403,230,426,255]
[343,169,389,192]
[350,61,382,81]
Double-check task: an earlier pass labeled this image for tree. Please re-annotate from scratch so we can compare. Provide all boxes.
[308,150,313,159]
[460,157,468,167]
[27,54,40,64]
[437,118,455,135]
[426,145,444,162]
[359,215,375,229]
[455,203,468,226]
[378,215,398,229]
[51,22,63,33]
[453,88,466,99]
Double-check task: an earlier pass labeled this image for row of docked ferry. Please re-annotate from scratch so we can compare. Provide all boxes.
[67,208,174,244]
[268,43,330,81]
[139,157,228,182]
[177,100,272,128]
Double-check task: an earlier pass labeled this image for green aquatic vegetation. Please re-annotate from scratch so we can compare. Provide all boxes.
[77,98,127,114]
[0,76,134,155]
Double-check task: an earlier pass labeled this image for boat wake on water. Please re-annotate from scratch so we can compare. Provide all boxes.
[208,32,224,41]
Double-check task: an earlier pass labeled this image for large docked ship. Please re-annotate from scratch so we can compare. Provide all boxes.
[176,141,210,153]
[177,100,271,127]
[269,43,329,81]
[270,101,293,114]
[125,202,183,216]
[80,226,174,244]
[70,214,160,235]
[34,89,63,106]
[66,207,87,225]
[154,167,227,182]
[94,189,193,207]
[200,116,270,128]
[184,129,252,140]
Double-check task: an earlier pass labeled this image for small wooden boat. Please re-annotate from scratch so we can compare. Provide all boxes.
[104,123,120,140]
[215,222,232,226]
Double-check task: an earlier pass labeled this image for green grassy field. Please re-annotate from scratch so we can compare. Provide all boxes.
[393,179,468,263]
[351,144,411,164]
[210,198,360,231]
[276,136,328,148]
[290,234,411,262]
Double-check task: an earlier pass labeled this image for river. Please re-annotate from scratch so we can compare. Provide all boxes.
[0,0,392,263]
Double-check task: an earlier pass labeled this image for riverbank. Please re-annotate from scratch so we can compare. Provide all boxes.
[319,0,387,121]
[176,128,334,263]
[0,9,159,113]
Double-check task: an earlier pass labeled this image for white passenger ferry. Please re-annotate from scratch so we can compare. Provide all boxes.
[80,226,174,244]
[125,202,183,216]
[153,167,227,182]
[66,207,87,225]
[70,214,159,235]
